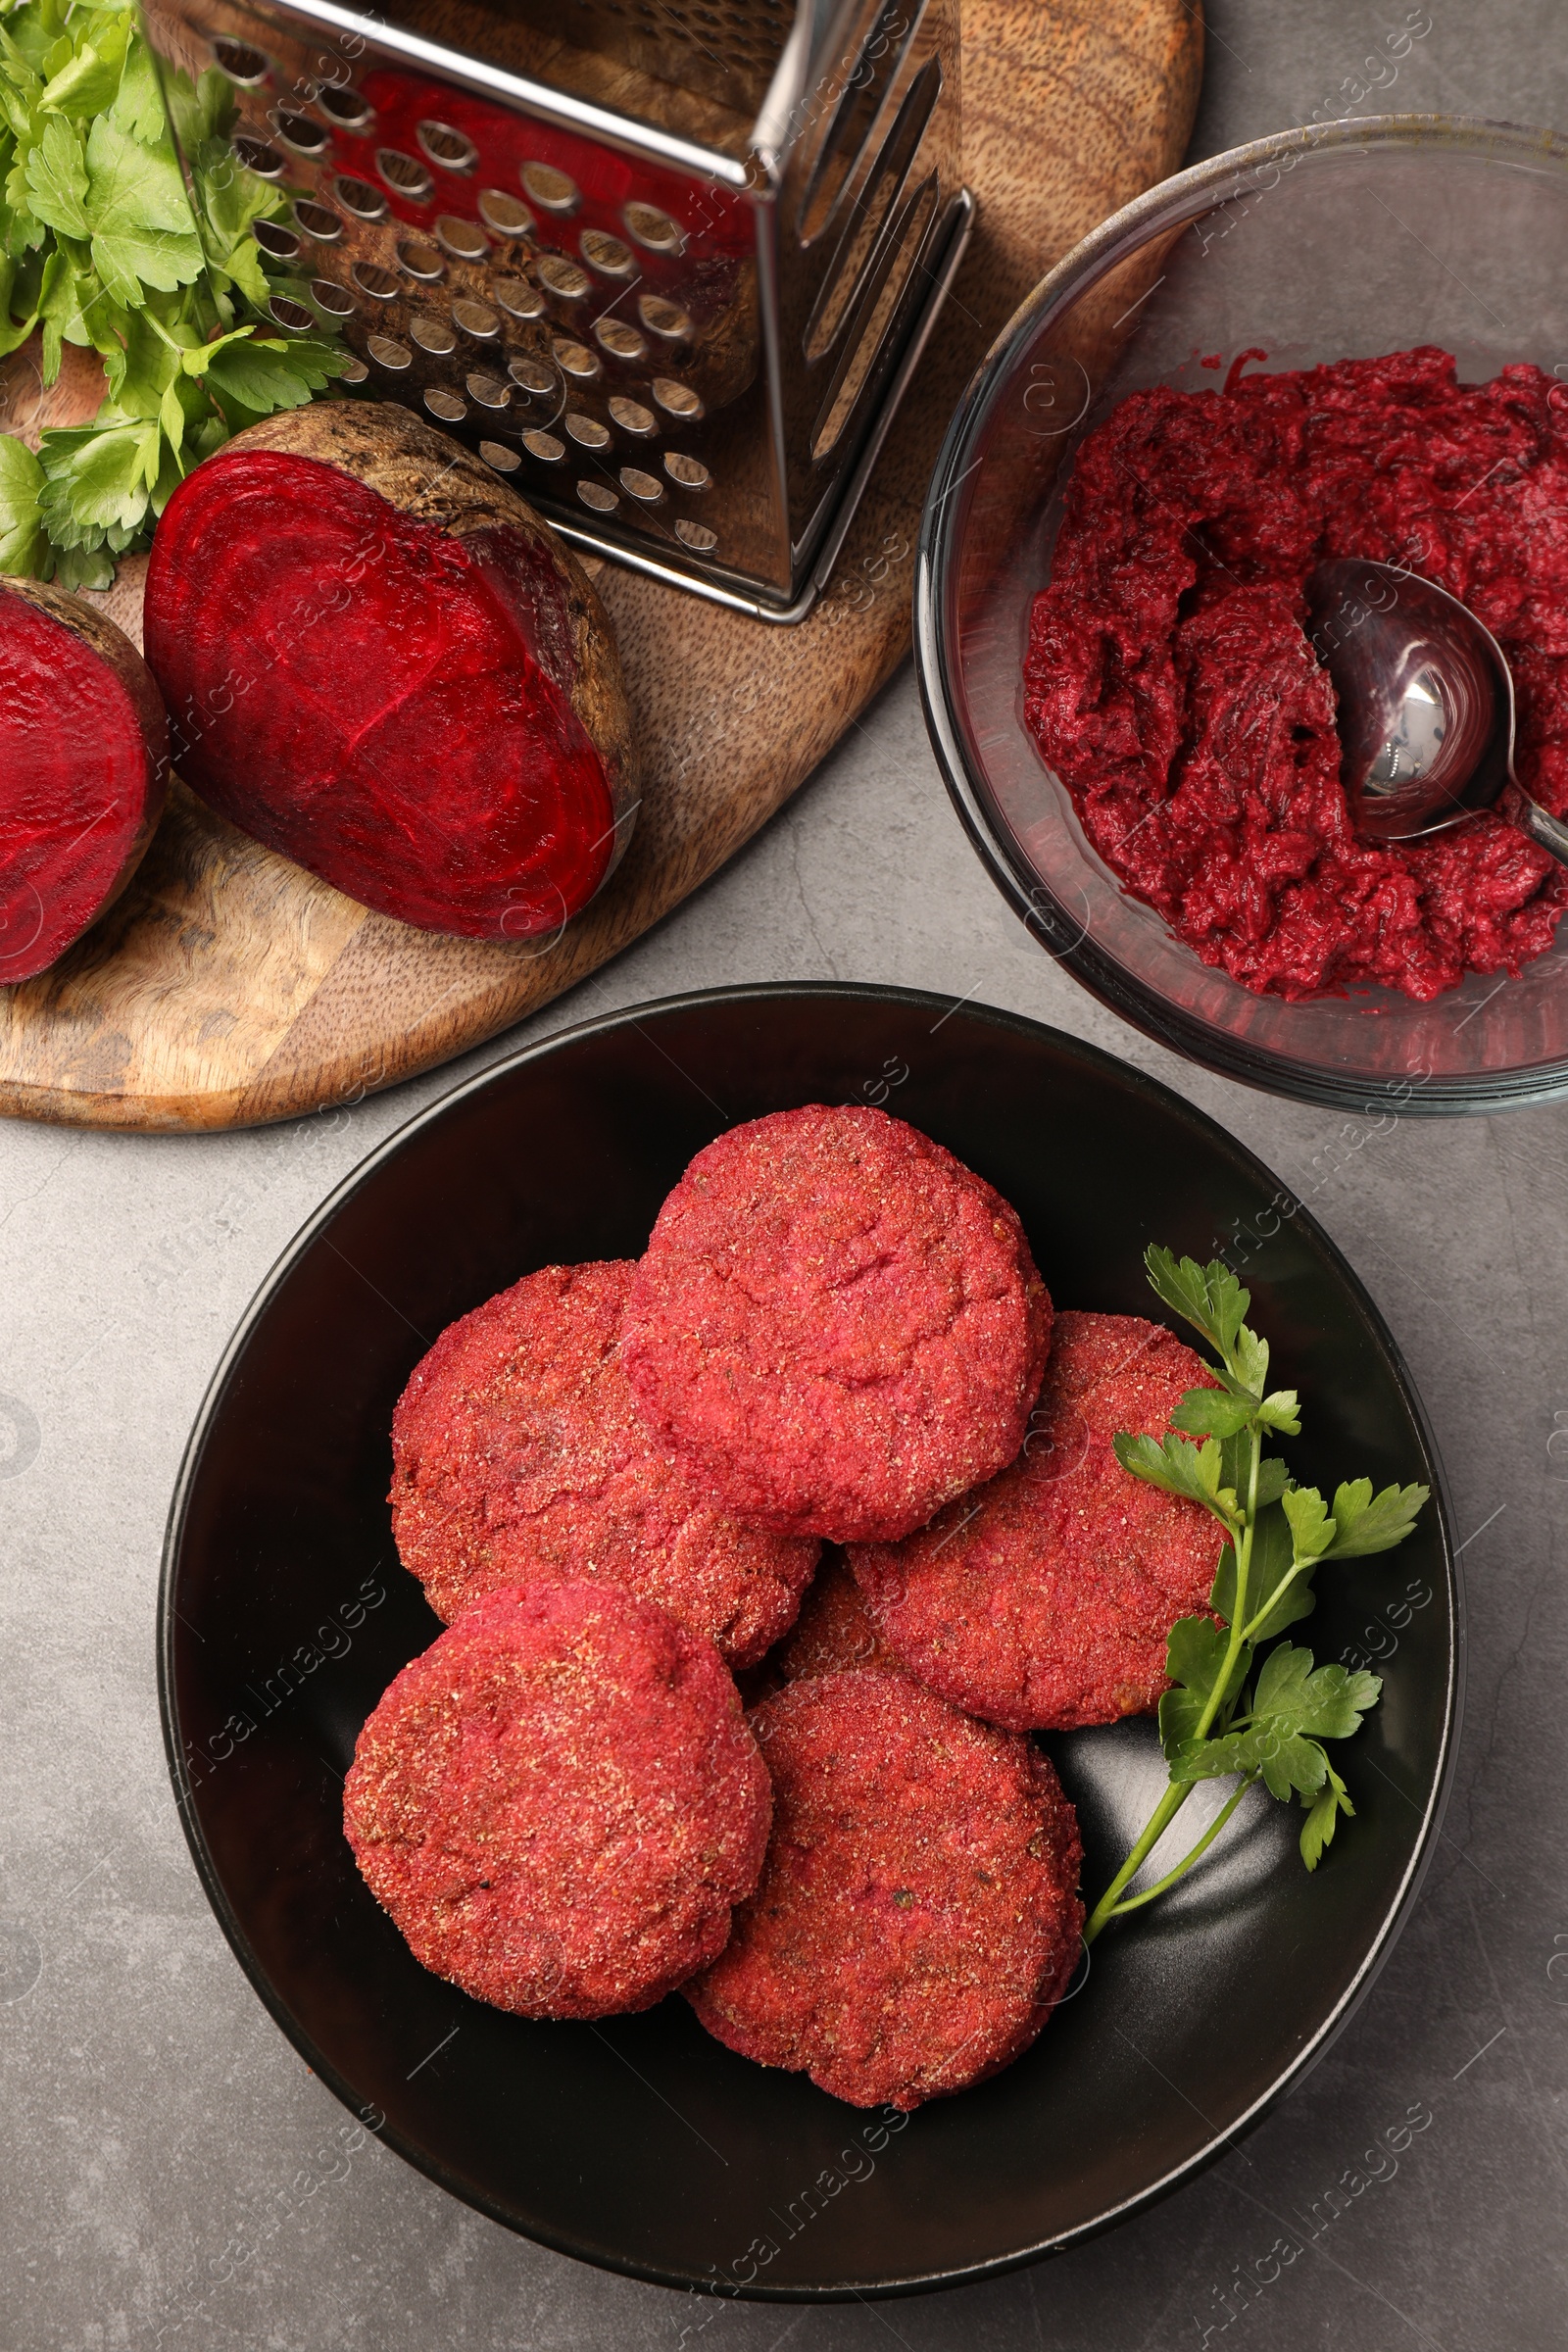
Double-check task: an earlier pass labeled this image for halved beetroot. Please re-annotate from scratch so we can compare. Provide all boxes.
[142,404,637,940]
[0,578,169,984]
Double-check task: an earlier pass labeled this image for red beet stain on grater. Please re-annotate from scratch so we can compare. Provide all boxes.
[141,0,973,618]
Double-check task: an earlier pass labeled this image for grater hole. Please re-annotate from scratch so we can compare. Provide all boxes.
[367,334,413,369]
[595,318,646,362]
[269,296,317,333]
[453,298,500,339]
[812,172,939,460]
[509,355,559,397]
[253,219,301,263]
[664,451,710,490]
[638,293,692,341]
[479,190,533,239]
[379,148,434,202]
[481,440,521,472]
[521,163,579,213]
[537,254,591,301]
[335,174,387,220]
[653,375,704,420]
[424,387,467,421]
[411,315,458,356]
[353,263,401,300]
[553,337,600,380]
[578,480,618,512]
[317,83,371,127]
[436,215,490,263]
[608,395,657,436]
[805,57,942,363]
[674,518,718,551]
[339,355,369,385]
[523,428,565,463]
[310,278,356,318]
[272,110,328,157]
[398,240,445,281]
[233,136,283,178]
[565,414,611,450]
[495,277,546,320]
[624,200,683,254]
[798,0,919,247]
[292,199,343,243]
[417,121,478,172]
[467,372,511,409]
[213,37,269,83]
[620,466,663,503]
[580,228,635,277]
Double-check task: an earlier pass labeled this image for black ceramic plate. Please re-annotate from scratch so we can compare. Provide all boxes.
[159,984,1460,2298]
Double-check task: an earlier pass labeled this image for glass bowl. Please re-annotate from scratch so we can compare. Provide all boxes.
[916,118,1568,1115]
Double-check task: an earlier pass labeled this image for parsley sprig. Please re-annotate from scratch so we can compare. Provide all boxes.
[1082,1248,1428,1943]
[1,0,346,586]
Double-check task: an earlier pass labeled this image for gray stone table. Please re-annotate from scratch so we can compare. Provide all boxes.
[4,6,1565,2346]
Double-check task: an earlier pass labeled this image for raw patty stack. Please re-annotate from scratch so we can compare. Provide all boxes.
[345,1103,1223,2110]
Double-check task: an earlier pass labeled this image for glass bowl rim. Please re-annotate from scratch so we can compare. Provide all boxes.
[914,112,1568,1117]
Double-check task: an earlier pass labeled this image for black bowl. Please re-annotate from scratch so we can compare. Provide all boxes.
[159,983,1460,2298]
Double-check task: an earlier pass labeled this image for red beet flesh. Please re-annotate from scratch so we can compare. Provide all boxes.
[0,581,168,984]
[144,446,625,938]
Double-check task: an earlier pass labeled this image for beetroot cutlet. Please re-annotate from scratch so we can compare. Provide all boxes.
[343,1580,771,2019]
[770,1550,896,1683]
[850,1311,1228,1730]
[621,1105,1052,1544]
[686,1668,1083,2110]
[389,1260,818,1667]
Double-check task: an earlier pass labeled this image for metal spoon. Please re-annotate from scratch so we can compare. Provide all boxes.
[1305,558,1568,865]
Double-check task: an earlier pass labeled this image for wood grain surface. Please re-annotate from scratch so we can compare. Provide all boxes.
[0,0,1201,1131]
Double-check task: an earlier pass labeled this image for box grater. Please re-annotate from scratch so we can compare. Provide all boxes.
[140,0,972,619]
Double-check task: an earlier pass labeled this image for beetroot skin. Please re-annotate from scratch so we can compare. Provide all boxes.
[0,578,168,983]
[142,404,636,940]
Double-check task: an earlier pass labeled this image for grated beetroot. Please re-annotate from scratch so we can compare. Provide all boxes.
[142,404,636,940]
[0,578,168,984]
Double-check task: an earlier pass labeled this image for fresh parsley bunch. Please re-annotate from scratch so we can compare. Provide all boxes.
[1,0,346,586]
[1083,1247,1429,1943]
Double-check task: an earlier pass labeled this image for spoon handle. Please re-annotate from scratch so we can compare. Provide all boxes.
[1521,799,1568,871]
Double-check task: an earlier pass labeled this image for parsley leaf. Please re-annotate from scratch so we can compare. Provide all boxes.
[108,36,168,145]
[1281,1483,1337,1562]
[1251,1643,1382,1738]
[1084,1244,1426,1944]
[201,329,341,421]
[0,1,349,580]
[1157,1613,1250,1756]
[24,111,89,239]
[1113,1430,1236,1520]
[1170,1386,1255,1441]
[1300,1762,1355,1870]
[38,21,127,122]
[1144,1248,1250,1370]
[1323,1479,1431,1558]
[0,427,46,571]
[82,112,203,299]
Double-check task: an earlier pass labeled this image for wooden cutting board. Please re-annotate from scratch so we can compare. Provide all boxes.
[0,0,1201,1132]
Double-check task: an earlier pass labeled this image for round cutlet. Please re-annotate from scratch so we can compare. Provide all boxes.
[389,1260,819,1667]
[684,1669,1084,2110]
[343,1581,772,2019]
[850,1311,1228,1730]
[621,1105,1052,1543]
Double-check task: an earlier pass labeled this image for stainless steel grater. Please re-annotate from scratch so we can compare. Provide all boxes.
[140,0,972,618]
